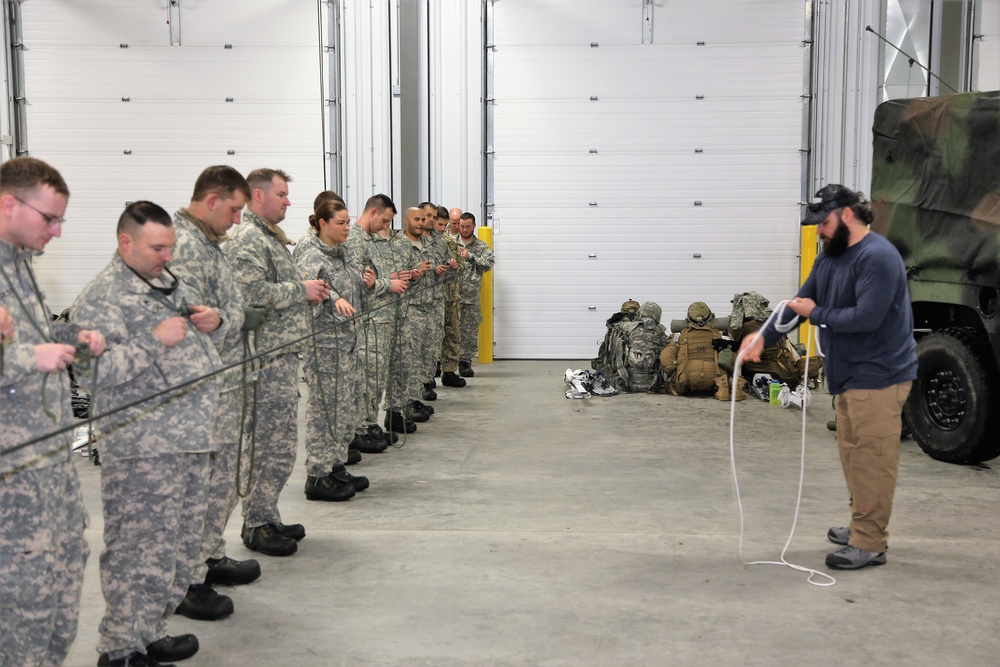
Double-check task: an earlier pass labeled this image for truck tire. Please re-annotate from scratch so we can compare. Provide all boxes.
[905,329,1000,463]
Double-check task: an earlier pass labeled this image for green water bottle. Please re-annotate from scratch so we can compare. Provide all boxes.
[769,381,781,405]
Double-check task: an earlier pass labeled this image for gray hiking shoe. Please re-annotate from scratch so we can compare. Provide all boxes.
[825,545,886,570]
[827,526,850,545]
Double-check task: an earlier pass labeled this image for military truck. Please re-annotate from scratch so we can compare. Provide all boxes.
[870,90,1000,464]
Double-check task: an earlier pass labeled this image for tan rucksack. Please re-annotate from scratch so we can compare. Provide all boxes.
[661,324,723,394]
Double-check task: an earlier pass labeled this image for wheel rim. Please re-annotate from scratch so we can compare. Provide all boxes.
[924,368,965,430]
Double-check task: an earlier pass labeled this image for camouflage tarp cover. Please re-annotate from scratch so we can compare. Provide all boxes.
[871,91,1000,283]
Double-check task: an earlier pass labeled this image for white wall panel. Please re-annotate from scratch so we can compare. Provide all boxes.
[980,0,1000,89]
[491,0,808,358]
[19,0,324,312]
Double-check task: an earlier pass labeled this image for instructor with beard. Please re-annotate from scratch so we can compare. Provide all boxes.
[740,184,917,571]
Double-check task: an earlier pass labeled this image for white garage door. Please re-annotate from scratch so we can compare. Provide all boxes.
[17,0,325,312]
[490,0,808,359]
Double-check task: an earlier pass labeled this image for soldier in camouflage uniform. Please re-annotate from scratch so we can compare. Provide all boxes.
[435,206,467,387]
[456,212,495,377]
[344,194,408,445]
[71,201,223,666]
[170,166,263,623]
[385,207,435,429]
[419,202,461,400]
[223,169,331,558]
[295,200,374,501]
[0,158,105,666]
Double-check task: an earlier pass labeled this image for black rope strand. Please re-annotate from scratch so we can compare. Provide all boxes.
[1,275,432,462]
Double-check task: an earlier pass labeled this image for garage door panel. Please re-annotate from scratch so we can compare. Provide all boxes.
[494,45,803,98]
[19,0,323,312]
[494,0,805,47]
[491,0,806,358]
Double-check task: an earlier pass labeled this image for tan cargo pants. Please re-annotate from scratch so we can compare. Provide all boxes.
[834,381,912,553]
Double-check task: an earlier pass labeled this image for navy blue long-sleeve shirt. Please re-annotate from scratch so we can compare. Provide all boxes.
[762,231,917,395]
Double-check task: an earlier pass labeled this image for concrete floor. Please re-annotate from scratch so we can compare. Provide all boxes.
[64,360,999,667]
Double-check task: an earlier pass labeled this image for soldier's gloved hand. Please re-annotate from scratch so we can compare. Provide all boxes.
[242,304,272,332]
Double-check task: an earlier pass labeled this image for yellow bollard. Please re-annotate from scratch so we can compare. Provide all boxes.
[800,225,818,355]
[477,226,494,364]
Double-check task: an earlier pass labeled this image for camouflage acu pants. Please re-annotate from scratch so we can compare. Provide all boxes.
[404,304,437,404]
[192,388,243,583]
[428,299,447,380]
[0,461,89,667]
[383,305,412,414]
[240,353,300,529]
[360,317,396,428]
[440,294,461,373]
[304,344,364,477]
[97,453,209,658]
[460,301,483,361]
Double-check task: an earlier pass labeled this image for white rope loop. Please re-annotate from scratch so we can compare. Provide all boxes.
[729,299,836,587]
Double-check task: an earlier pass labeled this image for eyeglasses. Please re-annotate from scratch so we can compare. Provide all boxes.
[13,195,66,227]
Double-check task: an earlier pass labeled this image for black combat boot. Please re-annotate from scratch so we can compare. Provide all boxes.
[204,556,261,586]
[146,634,199,662]
[422,383,438,401]
[368,423,398,445]
[349,432,388,454]
[459,360,475,377]
[331,462,369,491]
[412,399,434,416]
[385,410,417,433]
[404,402,430,423]
[242,523,298,556]
[441,371,466,387]
[434,362,441,378]
[346,449,362,465]
[175,584,234,621]
[304,475,355,502]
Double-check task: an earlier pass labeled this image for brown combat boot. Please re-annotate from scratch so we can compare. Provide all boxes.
[734,377,749,401]
[714,374,730,401]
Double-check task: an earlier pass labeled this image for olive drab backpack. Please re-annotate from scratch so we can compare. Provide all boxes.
[728,291,822,387]
[592,300,668,392]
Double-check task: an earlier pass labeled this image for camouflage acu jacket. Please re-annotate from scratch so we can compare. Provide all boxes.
[224,210,309,356]
[0,239,80,476]
[345,224,405,323]
[294,232,367,351]
[172,209,247,392]
[71,253,222,463]
[457,236,495,305]
[391,232,435,308]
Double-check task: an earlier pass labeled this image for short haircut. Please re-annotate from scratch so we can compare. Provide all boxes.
[246,168,292,193]
[313,190,345,212]
[364,193,397,215]
[436,205,449,220]
[308,200,348,231]
[117,200,172,235]
[460,212,476,225]
[0,156,70,198]
[418,200,436,210]
[191,165,250,202]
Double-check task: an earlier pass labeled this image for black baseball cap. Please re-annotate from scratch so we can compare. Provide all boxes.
[802,184,860,226]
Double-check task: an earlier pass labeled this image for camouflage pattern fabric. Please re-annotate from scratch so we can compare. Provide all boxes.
[871,91,1000,284]
[224,210,309,356]
[457,235,495,306]
[425,230,454,380]
[171,208,253,583]
[459,303,483,362]
[0,240,89,665]
[346,225,407,424]
[96,454,209,658]
[71,253,222,463]
[457,235,494,360]
[238,352,299,528]
[440,234,465,373]
[295,233,366,475]
[386,232,433,408]
[224,209,307,528]
[0,462,89,667]
[70,252,220,658]
[727,291,772,338]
